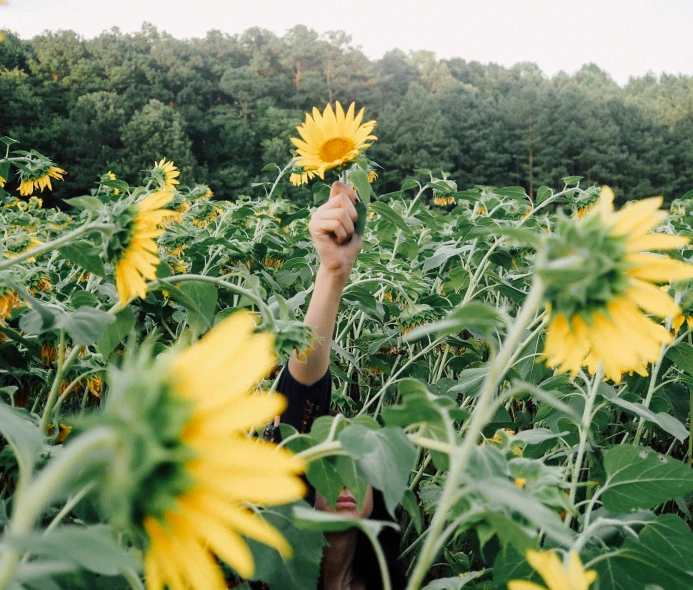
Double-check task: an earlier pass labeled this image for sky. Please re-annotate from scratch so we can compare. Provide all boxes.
[2,0,693,85]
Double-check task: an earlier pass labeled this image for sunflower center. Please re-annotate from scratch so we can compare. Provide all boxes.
[319,137,354,163]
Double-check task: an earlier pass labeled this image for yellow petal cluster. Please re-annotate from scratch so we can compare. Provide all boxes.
[115,191,176,304]
[143,313,306,590]
[508,550,597,590]
[544,187,693,383]
[291,102,376,179]
[0,289,20,322]
[289,170,316,186]
[19,166,66,196]
[153,158,180,192]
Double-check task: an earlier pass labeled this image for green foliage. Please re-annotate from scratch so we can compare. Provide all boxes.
[1,25,693,204]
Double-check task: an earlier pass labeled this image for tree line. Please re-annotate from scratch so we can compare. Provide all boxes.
[1,23,693,205]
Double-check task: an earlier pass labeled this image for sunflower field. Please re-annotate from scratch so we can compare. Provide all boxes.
[3,100,693,590]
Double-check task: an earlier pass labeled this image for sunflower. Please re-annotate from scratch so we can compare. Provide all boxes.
[291,102,377,180]
[19,166,66,196]
[433,195,456,206]
[101,312,305,589]
[508,550,597,590]
[105,171,120,195]
[0,289,20,322]
[153,158,180,192]
[540,186,693,383]
[113,191,177,304]
[0,173,6,188]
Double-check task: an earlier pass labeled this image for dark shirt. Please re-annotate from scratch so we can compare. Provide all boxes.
[274,364,332,438]
[249,365,332,590]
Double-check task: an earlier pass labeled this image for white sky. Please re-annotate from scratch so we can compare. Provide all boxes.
[2,0,693,85]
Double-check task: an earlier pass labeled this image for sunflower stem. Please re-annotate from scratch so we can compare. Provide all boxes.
[39,343,83,436]
[0,427,118,590]
[565,363,603,528]
[405,277,545,590]
[0,222,114,271]
[268,158,296,200]
[633,294,680,446]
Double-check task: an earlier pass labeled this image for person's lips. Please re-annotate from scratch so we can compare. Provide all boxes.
[335,493,357,509]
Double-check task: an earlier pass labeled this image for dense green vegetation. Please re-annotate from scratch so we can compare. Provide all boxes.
[2,24,693,205]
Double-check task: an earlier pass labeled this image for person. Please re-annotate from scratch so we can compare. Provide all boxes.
[262,182,407,590]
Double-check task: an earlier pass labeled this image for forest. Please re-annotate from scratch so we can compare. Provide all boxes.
[2,23,693,204]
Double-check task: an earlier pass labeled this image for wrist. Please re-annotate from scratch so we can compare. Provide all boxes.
[316,264,352,287]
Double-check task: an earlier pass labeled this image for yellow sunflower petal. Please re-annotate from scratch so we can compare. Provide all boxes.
[626,233,689,252]
[627,254,693,283]
[626,278,681,317]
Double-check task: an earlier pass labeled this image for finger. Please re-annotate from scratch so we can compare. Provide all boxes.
[318,219,348,244]
[319,208,355,236]
[329,181,358,205]
[319,193,358,222]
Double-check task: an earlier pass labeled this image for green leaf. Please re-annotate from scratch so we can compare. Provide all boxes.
[422,245,468,273]
[422,572,485,589]
[601,445,693,513]
[470,478,574,546]
[0,136,20,146]
[0,401,42,476]
[350,169,371,204]
[536,186,552,204]
[261,163,280,172]
[306,457,342,509]
[100,179,130,193]
[666,342,693,376]
[406,301,503,342]
[562,176,583,186]
[58,241,106,277]
[600,385,688,441]
[9,525,139,576]
[312,182,331,206]
[339,424,416,516]
[62,196,105,214]
[401,178,419,191]
[355,200,367,236]
[70,290,100,309]
[335,455,369,511]
[57,307,116,347]
[97,308,136,358]
[401,488,422,534]
[293,505,397,539]
[247,502,326,590]
[451,366,489,397]
[494,186,528,200]
[593,515,693,590]
[369,201,411,234]
[166,281,218,334]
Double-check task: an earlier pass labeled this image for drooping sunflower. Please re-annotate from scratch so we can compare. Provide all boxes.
[153,158,180,192]
[18,165,66,196]
[0,288,20,323]
[290,102,377,182]
[540,186,693,383]
[111,191,177,304]
[289,169,316,186]
[508,550,597,590]
[100,312,305,589]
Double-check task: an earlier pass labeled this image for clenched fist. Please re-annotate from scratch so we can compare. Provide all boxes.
[309,182,362,277]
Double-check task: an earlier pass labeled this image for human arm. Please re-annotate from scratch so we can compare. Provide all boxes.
[287,181,362,385]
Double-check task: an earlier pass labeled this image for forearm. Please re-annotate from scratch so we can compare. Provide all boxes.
[288,266,350,385]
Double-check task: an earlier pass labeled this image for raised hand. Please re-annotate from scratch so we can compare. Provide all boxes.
[308,181,363,278]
